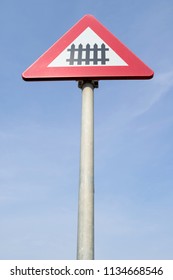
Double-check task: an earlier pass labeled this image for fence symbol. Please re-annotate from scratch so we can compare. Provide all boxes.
[66,43,109,65]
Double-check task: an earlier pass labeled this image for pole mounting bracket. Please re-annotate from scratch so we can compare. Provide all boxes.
[78,80,99,89]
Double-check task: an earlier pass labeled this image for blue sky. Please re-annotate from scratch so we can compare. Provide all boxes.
[0,0,173,260]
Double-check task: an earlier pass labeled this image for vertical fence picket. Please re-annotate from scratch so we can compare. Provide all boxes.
[101,44,109,64]
[77,44,83,65]
[67,44,75,65]
[93,44,98,65]
[86,44,90,65]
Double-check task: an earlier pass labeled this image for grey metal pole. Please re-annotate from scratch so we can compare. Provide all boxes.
[77,80,98,260]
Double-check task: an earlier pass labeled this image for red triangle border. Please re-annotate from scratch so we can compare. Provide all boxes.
[22,15,154,81]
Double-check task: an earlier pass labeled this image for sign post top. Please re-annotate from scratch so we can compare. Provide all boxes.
[22,14,154,81]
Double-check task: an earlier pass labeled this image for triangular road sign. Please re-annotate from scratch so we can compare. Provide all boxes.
[22,15,154,81]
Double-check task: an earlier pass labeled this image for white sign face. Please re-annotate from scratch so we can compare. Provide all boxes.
[48,27,128,67]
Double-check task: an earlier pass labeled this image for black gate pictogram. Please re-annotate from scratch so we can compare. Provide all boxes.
[66,43,109,65]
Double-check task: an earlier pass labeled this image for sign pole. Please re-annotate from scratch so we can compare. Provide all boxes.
[77,80,98,260]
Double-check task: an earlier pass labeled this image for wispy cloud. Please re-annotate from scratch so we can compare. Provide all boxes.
[97,70,173,136]
[132,71,173,118]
